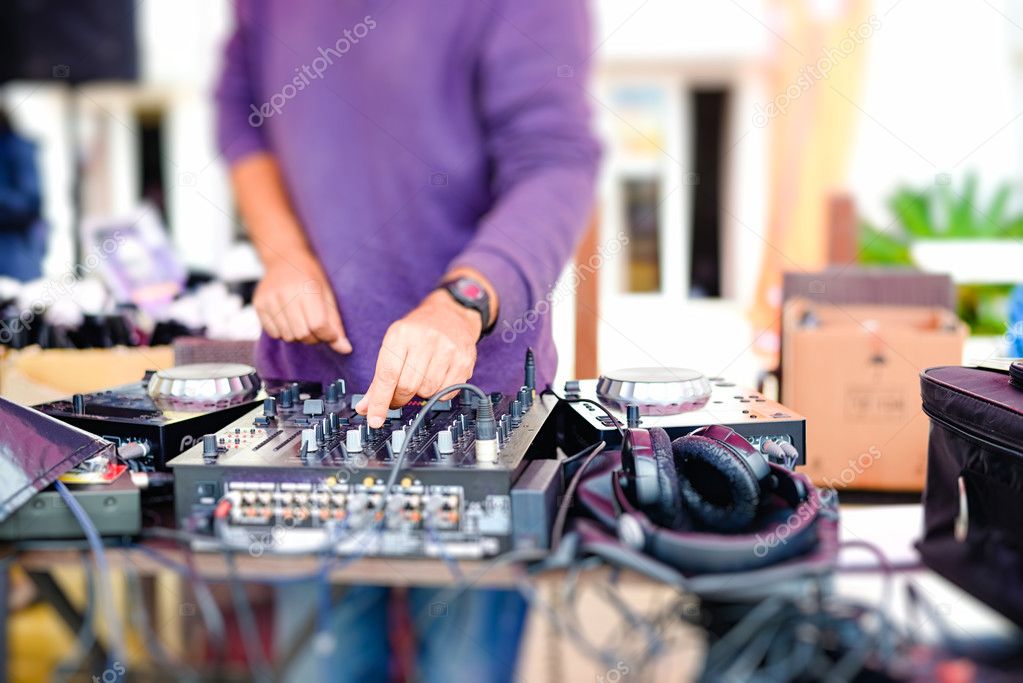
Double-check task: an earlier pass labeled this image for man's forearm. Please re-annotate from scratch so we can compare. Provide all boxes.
[229,152,312,267]
[231,152,352,354]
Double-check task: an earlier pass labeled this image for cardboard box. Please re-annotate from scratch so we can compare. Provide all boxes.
[782,299,966,491]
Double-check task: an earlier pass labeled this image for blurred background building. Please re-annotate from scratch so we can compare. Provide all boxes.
[3,0,1023,387]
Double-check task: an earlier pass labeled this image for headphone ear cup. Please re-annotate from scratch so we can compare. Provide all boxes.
[672,435,761,532]
[648,428,684,529]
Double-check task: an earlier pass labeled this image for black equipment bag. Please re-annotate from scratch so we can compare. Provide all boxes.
[919,365,1023,626]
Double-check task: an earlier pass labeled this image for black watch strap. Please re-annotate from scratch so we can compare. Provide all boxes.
[439,277,494,340]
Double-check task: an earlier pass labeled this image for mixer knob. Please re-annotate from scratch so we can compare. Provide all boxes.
[303,399,324,416]
[437,429,454,455]
[626,404,641,428]
[329,412,339,433]
[72,394,85,415]
[326,382,339,403]
[510,400,522,425]
[279,389,293,409]
[391,428,406,454]
[517,387,530,411]
[346,429,363,453]
[302,428,318,452]
[263,397,277,417]
[202,434,218,457]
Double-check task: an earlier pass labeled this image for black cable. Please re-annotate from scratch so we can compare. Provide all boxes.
[384,382,490,499]
[183,544,228,672]
[315,555,333,683]
[53,480,127,674]
[223,551,274,683]
[412,547,549,632]
[124,564,201,681]
[550,441,606,549]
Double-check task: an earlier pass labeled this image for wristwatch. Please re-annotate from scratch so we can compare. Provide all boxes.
[439,276,494,339]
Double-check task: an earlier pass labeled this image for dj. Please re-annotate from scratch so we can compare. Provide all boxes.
[215,2,599,681]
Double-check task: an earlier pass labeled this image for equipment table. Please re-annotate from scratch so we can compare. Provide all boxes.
[2,505,1020,683]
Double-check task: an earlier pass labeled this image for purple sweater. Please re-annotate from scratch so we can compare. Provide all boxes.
[215,0,600,394]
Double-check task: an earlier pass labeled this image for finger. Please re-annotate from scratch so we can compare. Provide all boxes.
[417,353,450,401]
[254,302,283,340]
[321,289,353,354]
[282,295,311,343]
[267,297,298,342]
[358,337,407,428]
[299,291,334,345]
[440,358,473,400]
[391,347,432,407]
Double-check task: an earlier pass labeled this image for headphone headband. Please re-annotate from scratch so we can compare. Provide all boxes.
[610,425,824,574]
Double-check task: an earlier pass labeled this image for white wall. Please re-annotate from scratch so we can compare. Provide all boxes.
[571,1,773,388]
[8,0,1023,387]
[848,0,1023,224]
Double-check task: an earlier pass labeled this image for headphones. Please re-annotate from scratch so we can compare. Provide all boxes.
[612,425,825,574]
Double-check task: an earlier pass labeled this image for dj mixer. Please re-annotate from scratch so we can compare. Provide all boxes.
[168,360,562,558]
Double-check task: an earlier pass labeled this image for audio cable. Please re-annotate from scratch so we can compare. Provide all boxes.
[54,480,128,677]
[382,382,493,511]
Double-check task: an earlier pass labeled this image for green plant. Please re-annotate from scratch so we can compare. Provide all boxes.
[858,174,1023,265]
[958,284,1013,336]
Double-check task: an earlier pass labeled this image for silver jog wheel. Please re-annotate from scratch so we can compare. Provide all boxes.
[147,363,261,405]
[596,367,712,415]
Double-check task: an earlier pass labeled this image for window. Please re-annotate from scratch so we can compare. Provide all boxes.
[622,177,662,292]
[137,107,166,223]
[688,88,728,299]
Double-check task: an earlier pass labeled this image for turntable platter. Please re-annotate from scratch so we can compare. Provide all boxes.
[147,363,261,404]
[596,367,711,415]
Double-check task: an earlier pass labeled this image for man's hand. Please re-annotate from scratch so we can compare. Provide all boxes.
[253,250,352,354]
[355,289,482,428]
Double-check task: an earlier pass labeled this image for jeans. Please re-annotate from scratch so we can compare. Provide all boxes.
[277,584,528,683]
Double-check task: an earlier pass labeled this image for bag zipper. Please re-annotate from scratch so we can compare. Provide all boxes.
[922,402,1023,544]
[921,403,1023,459]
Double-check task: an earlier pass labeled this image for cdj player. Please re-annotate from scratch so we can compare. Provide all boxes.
[168,354,562,559]
[35,363,267,471]
[558,367,806,465]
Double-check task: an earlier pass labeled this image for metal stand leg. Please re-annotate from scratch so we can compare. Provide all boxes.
[27,571,107,676]
[0,553,12,683]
